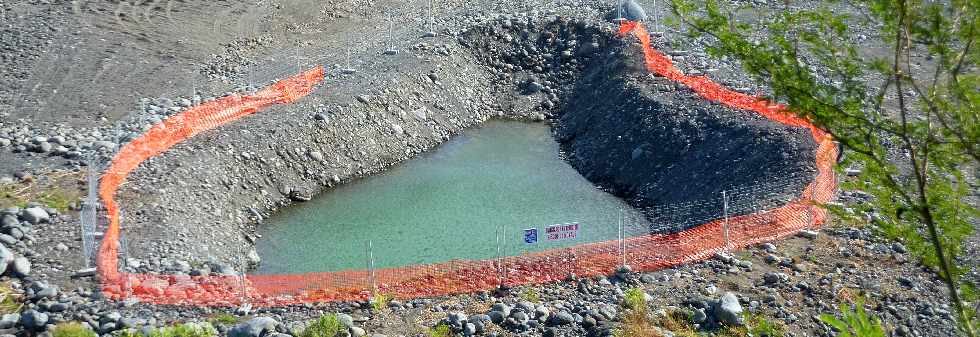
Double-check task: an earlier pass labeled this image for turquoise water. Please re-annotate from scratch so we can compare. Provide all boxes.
[255,121,648,274]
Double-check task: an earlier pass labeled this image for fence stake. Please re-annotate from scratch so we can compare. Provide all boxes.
[722,190,730,251]
[239,249,248,306]
[495,225,501,288]
[619,208,625,268]
[368,240,376,293]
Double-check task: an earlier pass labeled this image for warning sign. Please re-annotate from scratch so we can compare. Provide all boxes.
[546,223,580,241]
[523,228,538,244]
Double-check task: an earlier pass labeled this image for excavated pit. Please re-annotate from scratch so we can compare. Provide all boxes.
[116,18,817,275]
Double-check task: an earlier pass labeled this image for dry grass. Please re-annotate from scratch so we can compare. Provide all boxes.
[0,170,84,212]
[615,310,665,337]
[0,283,22,314]
[657,309,698,336]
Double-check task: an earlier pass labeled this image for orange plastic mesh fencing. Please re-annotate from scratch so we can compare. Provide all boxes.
[96,21,838,307]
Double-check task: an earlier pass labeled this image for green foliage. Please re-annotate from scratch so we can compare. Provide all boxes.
[819,298,887,337]
[370,292,391,311]
[301,314,345,337]
[623,287,648,312]
[207,313,239,325]
[115,323,217,337]
[34,188,77,212]
[0,183,80,212]
[53,322,97,337]
[747,313,786,337]
[114,330,141,337]
[668,0,978,335]
[519,288,541,303]
[427,324,453,337]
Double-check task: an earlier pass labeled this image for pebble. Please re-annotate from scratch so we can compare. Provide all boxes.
[798,230,819,239]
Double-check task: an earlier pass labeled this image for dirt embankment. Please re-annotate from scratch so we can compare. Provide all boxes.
[556,39,817,229]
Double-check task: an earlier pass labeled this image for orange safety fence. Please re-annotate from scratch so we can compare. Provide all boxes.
[96,21,838,307]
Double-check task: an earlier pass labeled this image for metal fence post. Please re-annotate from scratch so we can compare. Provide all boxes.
[239,247,248,306]
[619,208,626,268]
[722,190,730,251]
[495,225,501,288]
[369,240,376,293]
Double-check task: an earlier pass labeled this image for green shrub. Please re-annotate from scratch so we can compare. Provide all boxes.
[208,313,239,325]
[370,292,391,311]
[53,322,97,337]
[623,287,647,312]
[427,324,452,337]
[747,313,786,337]
[519,288,541,303]
[819,298,886,337]
[117,323,217,337]
[301,314,345,337]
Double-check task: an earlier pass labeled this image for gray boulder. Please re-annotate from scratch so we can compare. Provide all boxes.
[10,257,29,277]
[713,292,744,326]
[20,310,48,330]
[0,313,19,329]
[490,303,511,317]
[350,327,366,337]
[229,317,278,337]
[487,311,506,324]
[534,305,550,319]
[0,245,12,272]
[29,281,58,300]
[551,311,574,326]
[20,207,49,225]
[618,0,647,21]
[337,313,354,328]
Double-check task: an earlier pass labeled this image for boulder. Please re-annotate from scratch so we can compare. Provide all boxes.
[618,0,647,21]
[0,313,19,329]
[229,317,279,337]
[20,310,48,330]
[713,292,744,326]
[551,311,574,326]
[10,257,29,277]
[19,207,49,225]
[337,313,354,328]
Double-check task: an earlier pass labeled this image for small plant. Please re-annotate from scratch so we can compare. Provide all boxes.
[114,329,141,337]
[53,322,97,337]
[0,283,21,314]
[0,180,82,212]
[819,298,886,337]
[124,323,217,337]
[370,292,392,311]
[656,309,696,336]
[427,324,452,337]
[34,188,77,212]
[747,313,786,337]
[208,313,239,325]
[623,287,647,312]
[519,288,541,303]
[301,314,345,337]
[613,308,662,337]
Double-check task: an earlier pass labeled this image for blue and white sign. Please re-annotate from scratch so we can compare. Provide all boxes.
[523,228,538,244]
